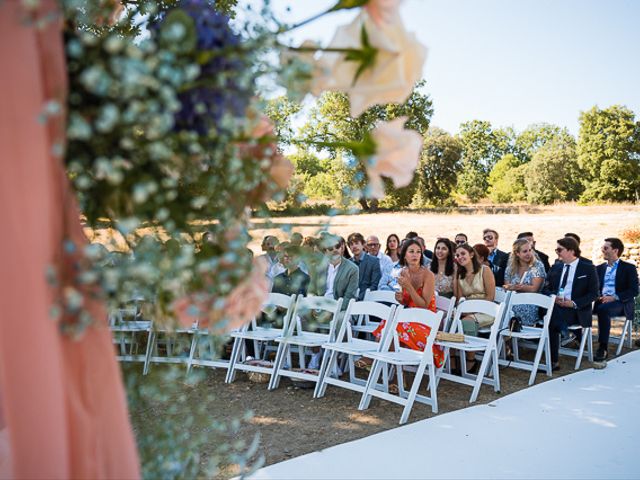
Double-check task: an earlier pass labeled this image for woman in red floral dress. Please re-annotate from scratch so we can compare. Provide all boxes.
[372,239,444,368]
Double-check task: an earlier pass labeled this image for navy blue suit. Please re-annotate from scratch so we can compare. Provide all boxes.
[594,260,639,349]
[350,253,382,301]
[489,249,509,287]
[543,259,599,363]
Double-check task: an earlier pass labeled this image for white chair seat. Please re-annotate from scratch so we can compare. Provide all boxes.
[500,325,544,340]
[322,338,380,355]
[436,337,487,351]
[232,328,283,342]
[275,332,330,347]
[111,321,151,332]
[365,348,423,366]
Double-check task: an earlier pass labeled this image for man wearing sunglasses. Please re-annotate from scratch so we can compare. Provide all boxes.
[483,228,508,287]
[544,237,599,370]
[308,234,358,310]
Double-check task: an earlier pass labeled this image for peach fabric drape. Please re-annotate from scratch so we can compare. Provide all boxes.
[0,2,140,478]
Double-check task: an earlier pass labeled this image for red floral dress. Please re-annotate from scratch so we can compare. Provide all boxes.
[372,288,445,368]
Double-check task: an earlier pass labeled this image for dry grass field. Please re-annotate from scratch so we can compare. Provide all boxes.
[248,204,639,259]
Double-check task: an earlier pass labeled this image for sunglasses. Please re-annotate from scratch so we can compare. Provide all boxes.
[483,236,495,241]
[366,243,380,247]
[456,240,466,244]
[324,244,341,252]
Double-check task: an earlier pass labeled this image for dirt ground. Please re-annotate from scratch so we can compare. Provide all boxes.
[128,335,635,479]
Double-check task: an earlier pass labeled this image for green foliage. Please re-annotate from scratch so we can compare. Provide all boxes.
[455,120,514,201]
[514,123,576,163]
[413,127,462,207]
[264,96,302,144]
[488,154,526,203]
[288,149,330,177]
[524,137,583,204]
[577,105,640,202]
[379,177,418,209]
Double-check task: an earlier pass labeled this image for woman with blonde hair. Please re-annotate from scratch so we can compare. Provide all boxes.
[503,238,546,326]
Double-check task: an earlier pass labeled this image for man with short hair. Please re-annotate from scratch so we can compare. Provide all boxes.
[544,237,599,370]
[308,235,358,309]
[347,232,381,300]
[366,235,393,280]
[454,233,468,245]
[483,228,508,286]
[259,235,285,280]
[594,238,639,360]
[272,246,310,296]
[517,231,550,273]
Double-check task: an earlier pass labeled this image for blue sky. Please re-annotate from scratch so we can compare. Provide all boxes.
[263,0,640,136]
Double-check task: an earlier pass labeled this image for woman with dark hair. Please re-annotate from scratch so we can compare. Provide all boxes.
[472,243,491,267]
[430,238,455,298]
[453,243,496,371]
[371,239,444,370]
[385,233,401,263]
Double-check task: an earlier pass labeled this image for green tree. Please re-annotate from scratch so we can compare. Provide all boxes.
[413,127,462,207]
[525,137,583,204]
[514,123,576,163]
[455,120,514,202]
[488,154,526,203]
[297,81,433,209]
[577,105,640,202]
[264,96,302,144]
[288,149,330,177]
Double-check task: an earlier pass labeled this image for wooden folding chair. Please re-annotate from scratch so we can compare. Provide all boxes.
[357,308,443,424]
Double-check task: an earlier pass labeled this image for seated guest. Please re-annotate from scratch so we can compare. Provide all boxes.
[453,243,496,371]
[430,238,455,298]
[289,232,303,246]
[483,228,508,287]
[454,233,468,245]
[347,232,381,300]
[594,238,639,361]
[308,234,358,310]
[543,237,599,371]
[517,231,551,273]
[385,233,401,263]
[372,239,444,368]
[472,243,491,267]
[272,246,310,296]
[562,232,592,264]
[415,236,433,263]
[366,235,393,277]
[258,235,285,280]
[503,238,547,326]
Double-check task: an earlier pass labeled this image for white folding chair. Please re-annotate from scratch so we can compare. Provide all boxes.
[560,323,593,369]
[352,289,400,335]
[143,318,199,375]
[435,295,455,331]
[592,314,633,356]
[495,287,508,304]
[437,297,509,403]
[498,293,556,385]
[225,293,296,383]
[110,304,151,363]
[357,308,444,425]
[314,300,398,399]
[268,296,342,390]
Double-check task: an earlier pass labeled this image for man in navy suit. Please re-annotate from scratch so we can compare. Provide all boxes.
[347,232,381,300]
[544,237,599,370]
[483,228,508,287]
[594,238,639,361]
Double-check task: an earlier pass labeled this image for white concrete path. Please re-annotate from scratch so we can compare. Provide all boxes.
[251,351,640,479]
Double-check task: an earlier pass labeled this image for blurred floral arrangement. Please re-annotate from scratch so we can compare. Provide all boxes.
[52,0,426,335]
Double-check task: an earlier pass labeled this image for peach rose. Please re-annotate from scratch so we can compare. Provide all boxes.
[314,9,426,117]
[368,117,423,198]
[364,0,403,26]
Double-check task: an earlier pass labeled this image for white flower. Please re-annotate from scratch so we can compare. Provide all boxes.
[368,117,423,198]
[315,10,426,117]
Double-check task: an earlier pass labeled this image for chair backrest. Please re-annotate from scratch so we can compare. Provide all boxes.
[248,293,296,331]
[506,292,556,329]
[286,295,342,338]
[337,300,397,344]
[435,295,455,331]
[363,288,400,305]
[381,308,443,363]
[495,287,508,304]
[449,299,502,334]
